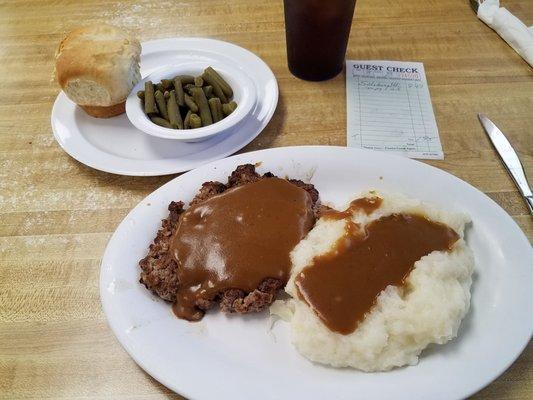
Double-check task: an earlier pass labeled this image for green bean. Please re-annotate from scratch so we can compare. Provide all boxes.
[161,79,173,90]
[144,70,235,124]
[150,116,172,128]
[201,72,228,103]
[222,101,237,116]
[208,97,223,123]
[154,90,169,120]
[173,77,185,107]
[184,93,198,113]
[184,110,192,129]
[191,87,212,126]
[204,67,233,98]
[183,84,196,95]
[202,86,213,98]
[167,90,183,129]
[174,75,194,85]
[194,76,204,87]
[144,81,158,115]
[221,103,232,116]
[189,113,202,129]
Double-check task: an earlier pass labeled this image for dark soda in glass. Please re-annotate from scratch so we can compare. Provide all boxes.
[283,0,356,81]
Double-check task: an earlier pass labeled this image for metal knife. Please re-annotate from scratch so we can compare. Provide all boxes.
[478,113,533,215]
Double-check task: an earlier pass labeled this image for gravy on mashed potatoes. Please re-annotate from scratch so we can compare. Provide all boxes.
[273,192,474,372]
[295,197,459,334]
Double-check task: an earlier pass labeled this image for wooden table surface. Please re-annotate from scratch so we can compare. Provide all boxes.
[0,0,531,398]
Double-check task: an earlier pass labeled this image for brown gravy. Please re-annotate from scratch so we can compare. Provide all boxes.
[322,196,382,220]
[295,212,459,335]
[170,177,315,321]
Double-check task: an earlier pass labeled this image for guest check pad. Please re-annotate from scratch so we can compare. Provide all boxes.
[346,60,443,159]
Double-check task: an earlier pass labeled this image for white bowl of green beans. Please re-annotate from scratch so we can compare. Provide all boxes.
[126,62,257,142]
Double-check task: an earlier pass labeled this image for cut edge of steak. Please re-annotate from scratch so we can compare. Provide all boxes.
[219,278,284,314]
[138,164,319,316]
[139,201,184,301]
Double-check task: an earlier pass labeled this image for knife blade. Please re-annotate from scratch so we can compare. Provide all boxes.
[478,113,533,215]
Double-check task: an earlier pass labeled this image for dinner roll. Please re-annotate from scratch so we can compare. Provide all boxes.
[56,25,141,118]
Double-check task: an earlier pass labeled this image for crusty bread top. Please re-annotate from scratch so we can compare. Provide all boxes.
[56,25,141,107]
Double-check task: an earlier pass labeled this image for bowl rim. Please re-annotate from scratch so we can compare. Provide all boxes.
[126,62,257,141]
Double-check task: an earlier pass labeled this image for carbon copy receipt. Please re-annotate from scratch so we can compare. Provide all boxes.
[346,60,443,159]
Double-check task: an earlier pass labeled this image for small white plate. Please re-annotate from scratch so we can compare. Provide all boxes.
[51,38,278,176]
[100,146,532,400]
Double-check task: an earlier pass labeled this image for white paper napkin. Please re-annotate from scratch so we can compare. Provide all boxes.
[476,0,533,67]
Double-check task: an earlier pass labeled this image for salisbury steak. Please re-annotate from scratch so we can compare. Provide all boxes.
[139,164,319,319]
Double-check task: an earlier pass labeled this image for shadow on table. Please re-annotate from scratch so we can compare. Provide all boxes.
[140,367,187,399]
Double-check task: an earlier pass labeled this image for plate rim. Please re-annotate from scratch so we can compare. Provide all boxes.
[51,37,279,176]
[100,145,533,400]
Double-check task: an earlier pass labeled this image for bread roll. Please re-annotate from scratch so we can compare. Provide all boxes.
[56,25,141,118]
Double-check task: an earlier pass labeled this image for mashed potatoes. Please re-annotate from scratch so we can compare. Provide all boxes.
[271,191,475,372]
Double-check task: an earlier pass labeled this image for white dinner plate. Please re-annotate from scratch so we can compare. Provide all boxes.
[51,38,278,176]
[100,146,532,400]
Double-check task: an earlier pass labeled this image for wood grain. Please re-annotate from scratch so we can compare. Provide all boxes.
[0,0,531,399]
